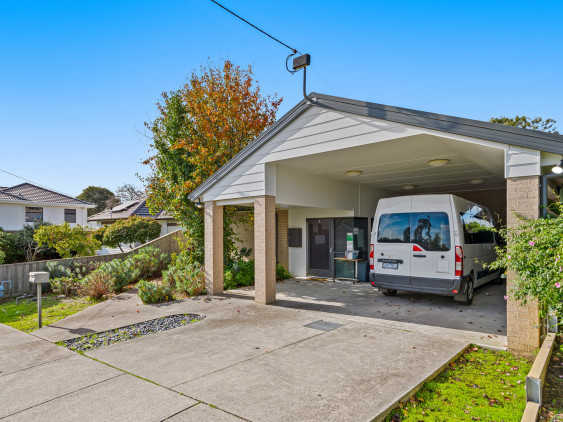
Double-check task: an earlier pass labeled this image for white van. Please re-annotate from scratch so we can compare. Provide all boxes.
[369,194,500,305]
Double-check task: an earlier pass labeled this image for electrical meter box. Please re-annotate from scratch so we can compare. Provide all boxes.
[29,272,50,284]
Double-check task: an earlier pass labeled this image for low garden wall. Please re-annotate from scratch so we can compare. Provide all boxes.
[0,230,187,296]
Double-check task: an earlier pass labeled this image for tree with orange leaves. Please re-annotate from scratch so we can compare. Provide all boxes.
[144,61,282,263]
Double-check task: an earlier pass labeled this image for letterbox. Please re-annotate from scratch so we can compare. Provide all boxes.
[29,272,50,284]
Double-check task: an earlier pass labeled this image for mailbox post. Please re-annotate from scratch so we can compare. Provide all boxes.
[29,272,50,328]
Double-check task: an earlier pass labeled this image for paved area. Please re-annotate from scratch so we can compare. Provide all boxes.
[0,280,506,421]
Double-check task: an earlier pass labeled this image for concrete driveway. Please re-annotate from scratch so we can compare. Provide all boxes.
[0,280,505,421]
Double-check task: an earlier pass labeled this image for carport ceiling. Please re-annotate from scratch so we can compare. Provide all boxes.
[275,134,506,194]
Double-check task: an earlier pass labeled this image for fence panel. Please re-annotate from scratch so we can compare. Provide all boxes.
[0,230,187,297]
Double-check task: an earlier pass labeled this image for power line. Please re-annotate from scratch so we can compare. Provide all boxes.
[0,167,79,198]
[209,0,299,54]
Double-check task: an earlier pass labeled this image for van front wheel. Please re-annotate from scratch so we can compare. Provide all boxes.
[462,279,474,306]
[382,289,397,297]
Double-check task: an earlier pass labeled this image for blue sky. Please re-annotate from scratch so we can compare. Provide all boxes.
[1,0,561,196]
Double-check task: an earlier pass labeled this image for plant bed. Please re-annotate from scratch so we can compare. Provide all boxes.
[540,335,563,421]
[385,345,531,422]
[58,314,204,352]
[0,296,99,332]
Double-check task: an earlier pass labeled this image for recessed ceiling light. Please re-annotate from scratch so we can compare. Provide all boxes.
[345,170,363,177]
[470,179,485,185]
[427,159,450,167]
[403,185,417,190]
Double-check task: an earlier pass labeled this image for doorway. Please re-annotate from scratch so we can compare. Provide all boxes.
[307,218,334,278]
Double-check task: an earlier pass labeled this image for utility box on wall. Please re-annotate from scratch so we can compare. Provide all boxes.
[288,228,302,247]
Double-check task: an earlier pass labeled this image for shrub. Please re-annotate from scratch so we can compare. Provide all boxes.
[46,260,99,281]
[163,262,205,296]
[489,204,563,323]
[128,246,170,279]
[276,264,292,280]
[98,259,140,292]
[50,276,80,296]
[80,271,113,300]
[138,279,173,304]
[34,223,101,258]
[102,216,161,250]
[224,260,255,290]
[0,249,5,265]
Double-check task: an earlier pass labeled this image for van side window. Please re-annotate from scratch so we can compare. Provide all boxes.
[377,213,410,243]
[411,212,451,251]
[460,204,494,244]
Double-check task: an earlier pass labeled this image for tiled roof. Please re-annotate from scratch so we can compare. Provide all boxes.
[88,197,174,221]
[0,183,93,206]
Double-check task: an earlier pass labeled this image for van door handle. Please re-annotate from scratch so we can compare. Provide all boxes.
[412,254,426,258]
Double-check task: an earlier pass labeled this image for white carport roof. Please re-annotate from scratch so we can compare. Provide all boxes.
[189,93,563,201]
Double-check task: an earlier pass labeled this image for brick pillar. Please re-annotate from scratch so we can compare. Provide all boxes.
[276,209,289,270]
[506,176,541,354]
[254,195,276,304]
[204,201,223,295]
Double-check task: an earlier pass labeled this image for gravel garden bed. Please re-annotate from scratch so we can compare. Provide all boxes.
[59,314,204,352]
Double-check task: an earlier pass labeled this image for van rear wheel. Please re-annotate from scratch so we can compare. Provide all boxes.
[462,279,474,306]
[382,289,397,297]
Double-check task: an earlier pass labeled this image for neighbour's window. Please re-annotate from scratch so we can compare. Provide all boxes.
[377,213,411,243]
[64,209,76,223]
[460,203,494,244]
[25,207,43,223]
[410,212,451,251]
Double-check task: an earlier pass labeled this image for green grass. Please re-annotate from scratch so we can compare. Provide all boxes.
[0,296,99,332]
[385,346,531,422]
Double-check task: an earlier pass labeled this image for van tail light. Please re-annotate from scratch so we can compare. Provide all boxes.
[455,246,463,277]
[369,244,374,270]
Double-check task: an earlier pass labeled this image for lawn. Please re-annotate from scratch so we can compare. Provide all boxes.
[385,346,531,422]
[0,296,99,332]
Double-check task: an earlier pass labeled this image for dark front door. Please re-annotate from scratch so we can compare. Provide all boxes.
[307,218,334,278]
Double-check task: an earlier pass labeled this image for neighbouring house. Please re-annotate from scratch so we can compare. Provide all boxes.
[189,92,563,355]
[88,197,180,236]
[0,183,94,231]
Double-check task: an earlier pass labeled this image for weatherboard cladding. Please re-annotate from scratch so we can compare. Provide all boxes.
[0,183,92,206]
[189,93,563,200]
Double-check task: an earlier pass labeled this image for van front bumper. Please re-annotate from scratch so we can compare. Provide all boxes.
[369,272,464,297]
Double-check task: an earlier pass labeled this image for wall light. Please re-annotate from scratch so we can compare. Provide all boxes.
[345,170,363,177]
[552,158,563,174]
[470,179,485,185]
[403,185,417,190]
[427,159,450,167]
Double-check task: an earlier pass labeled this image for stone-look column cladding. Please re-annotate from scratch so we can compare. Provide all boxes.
[276,209,289,270]
[204,201,224,295]
[506,176,541,354]
[254,196,276,304]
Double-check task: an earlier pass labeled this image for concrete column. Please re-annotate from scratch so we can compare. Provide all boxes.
[254,195,276,304]
[204,201,223,295]
[276,209,289,270]
[506,176,541,354]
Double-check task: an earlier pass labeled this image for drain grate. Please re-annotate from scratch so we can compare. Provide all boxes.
[304,320,344,332]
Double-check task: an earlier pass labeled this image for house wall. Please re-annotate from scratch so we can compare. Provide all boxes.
[0,203,89,231]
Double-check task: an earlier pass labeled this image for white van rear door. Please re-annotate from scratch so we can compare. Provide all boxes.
[374,197,412,285]
[410,196,454,287]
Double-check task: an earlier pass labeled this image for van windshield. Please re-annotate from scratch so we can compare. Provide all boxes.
[377,212,451,251]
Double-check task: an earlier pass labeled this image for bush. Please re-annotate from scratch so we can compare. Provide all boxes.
[489,204,563,323]
[80,271,113,300]
[224,260,255,290]
[163,262,205,296]
[0,249,5,265]
[50,277,80,296]
[102,216,162,250]
[34,223,101,258]
[98,259,141,292]
[138,279,173,304]
[46,260,99,281]
[276,264,292,280]
[128,246,170,279]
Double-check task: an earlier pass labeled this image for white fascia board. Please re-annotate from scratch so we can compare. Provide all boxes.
[0,199,95,208]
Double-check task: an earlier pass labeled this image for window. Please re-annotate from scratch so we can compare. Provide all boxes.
[64,209,76,223]
[410,212,451,251]
[377,212,451,251]
[377,213,411,243]
[25,207,43,223]
[460,204,494,244]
